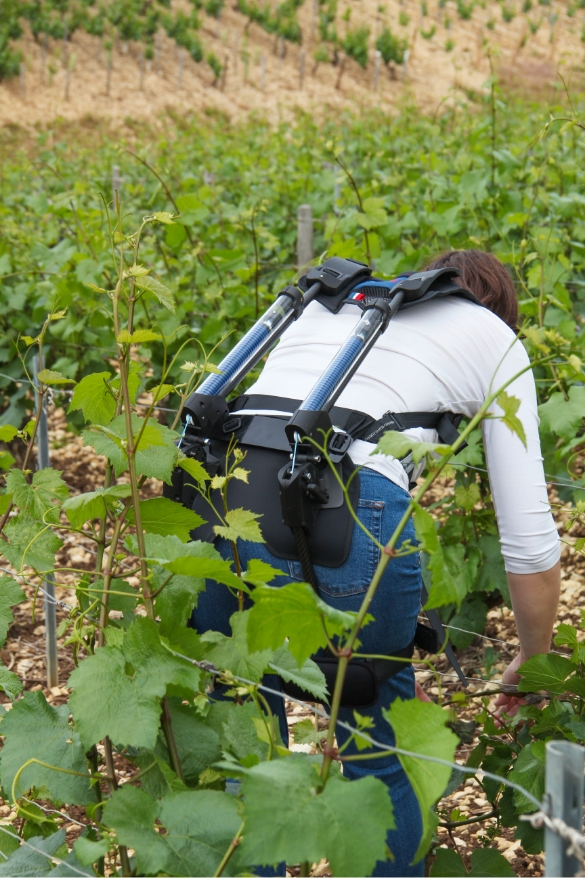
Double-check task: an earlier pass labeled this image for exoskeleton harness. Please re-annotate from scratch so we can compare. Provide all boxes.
[166,257,478,707]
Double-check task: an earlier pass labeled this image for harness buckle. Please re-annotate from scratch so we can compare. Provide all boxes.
[328,429,352,463]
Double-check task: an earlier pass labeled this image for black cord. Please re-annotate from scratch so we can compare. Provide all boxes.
[291,525,319,592]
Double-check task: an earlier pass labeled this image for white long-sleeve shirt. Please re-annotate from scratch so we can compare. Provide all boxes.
[245,295,560,575]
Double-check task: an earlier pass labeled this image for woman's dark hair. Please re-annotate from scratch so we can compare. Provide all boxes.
[423,249,518,331]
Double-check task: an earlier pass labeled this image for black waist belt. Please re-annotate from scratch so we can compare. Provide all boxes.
[230,394,466,450]
[279,622,439,709]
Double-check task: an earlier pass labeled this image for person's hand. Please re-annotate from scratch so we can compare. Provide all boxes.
[493,652,527,721]
[415,680,432,702]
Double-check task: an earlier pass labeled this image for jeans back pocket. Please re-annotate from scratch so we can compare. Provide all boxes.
[287,498,384,596]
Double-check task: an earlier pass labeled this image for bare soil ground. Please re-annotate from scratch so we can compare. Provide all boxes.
[2,0,585,132]
[1,405,581,874]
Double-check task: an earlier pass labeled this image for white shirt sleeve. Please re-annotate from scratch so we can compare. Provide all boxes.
[482,338,560,574]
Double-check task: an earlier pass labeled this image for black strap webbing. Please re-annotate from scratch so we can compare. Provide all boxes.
[230,395,466,451]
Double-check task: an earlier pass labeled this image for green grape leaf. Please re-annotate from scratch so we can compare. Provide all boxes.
[84,414,179,483]
[242,559,286,587]
[0,829,76,877]
[160,698,221,786]
[2,513,63,573]
[124,264,151,278]
[73,835,110,867]
[0,691,94,805]
[508,741,545,813]
[269,646,329,702]
[151,383,175,401]
[132,751,189,800]
[215,701,269,762]
[0,665,23,699]
[62,484,131,529]
[151,211,176,225]
[247,581,358,666]
[554,623,579,662]
[105,786,242,877]
[5,469,69,520]
[213,508,264,543]
[475,535,509,603]
[384,697,458,863]
[165,555,242,590]
[137,534,217,631]
[356,197,388,230]
[116,329,161,344]
[538,386,585,441]
[469,848,515,877]
[291,718,322,747]
[415,505,461,608]
[0,574,25,648]
[517,653,577,695]
[36,369,76,385]
[133,275,176,312]
[373,431,449,463]
[103,785,168,875]
[127,497,204,542]
[178,456,211,488]
[69,617,200,749]
[0,425,19,442]
[454,483,480,512]
[159,790,242,876]
[239,756,394,876]
[69,372,115,425]
[430,848,467,876]
[0,827,20,860]
[495,391,526,447]
[202,611,272,682]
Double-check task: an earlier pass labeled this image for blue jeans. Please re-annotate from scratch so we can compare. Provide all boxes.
[191,468,424,877]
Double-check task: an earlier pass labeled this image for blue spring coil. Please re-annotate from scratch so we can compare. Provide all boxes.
[198,322,270,396]
[301,335,364,411]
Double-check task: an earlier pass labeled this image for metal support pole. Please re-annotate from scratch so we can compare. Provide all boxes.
[544,740,585,878]
[297,204,313,268]
[32,355,59,690]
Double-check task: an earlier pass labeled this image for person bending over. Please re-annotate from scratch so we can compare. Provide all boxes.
[191,249,560,877]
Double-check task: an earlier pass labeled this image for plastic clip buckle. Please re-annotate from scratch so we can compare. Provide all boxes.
[328,430,351,463]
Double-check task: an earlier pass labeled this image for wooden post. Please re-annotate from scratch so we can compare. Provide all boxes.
[178,47,184,89]
[297,204,314,268]
[374,49,381,90]
[41,34,47,85]
[65,64,71,100]
[156,30,162,75]
[233,29,240,74]
[62,25,68,68]
[106,48,112,95]
[260,53,266,90]
[299,48,305,89]
[19,61,25,99]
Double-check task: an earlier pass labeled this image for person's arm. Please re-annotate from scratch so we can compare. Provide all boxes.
[494,561,561,716]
